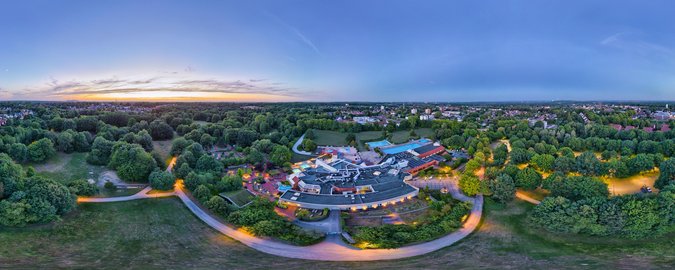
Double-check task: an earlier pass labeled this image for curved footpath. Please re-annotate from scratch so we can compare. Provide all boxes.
[81,185,483,261]
[292,134,313,156]
[79,156,484,261]
[77,187,175,203]
[175,184,483,261]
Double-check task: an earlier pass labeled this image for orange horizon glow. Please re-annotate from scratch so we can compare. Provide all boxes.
[67,91,300,102]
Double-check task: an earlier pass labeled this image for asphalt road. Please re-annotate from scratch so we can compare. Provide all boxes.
[292,134,313,156]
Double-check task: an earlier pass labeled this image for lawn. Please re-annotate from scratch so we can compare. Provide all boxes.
[291,152,314,163]
[354,131,384,151]
[220,189,255,207]
[309,129,348,146]
[311,128,434,147]
[152,138,175,165]
[1,198,672,268]
[30,152,106,185]
[390,128,434,144]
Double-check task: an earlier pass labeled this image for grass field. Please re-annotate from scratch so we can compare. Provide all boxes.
[30,152,106,185]
[152,139,175,165]
[311,128,434,147]
[390,128,434,144]
[220,189,255,207]
[291,152,314,163]
[354,131,384,151]
[310,129,348,146]
[2,197,671,268]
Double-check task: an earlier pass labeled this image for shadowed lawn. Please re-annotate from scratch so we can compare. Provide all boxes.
[1,198,672,269]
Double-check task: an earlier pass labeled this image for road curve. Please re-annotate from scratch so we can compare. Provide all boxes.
[292,134,313,156]
[78,155,484,261]
[175,182,483,261]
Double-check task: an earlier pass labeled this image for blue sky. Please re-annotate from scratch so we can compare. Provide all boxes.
[1,0,674,101]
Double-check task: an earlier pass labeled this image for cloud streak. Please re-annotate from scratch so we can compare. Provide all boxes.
[601,32,673,57]
[17,75,304,100]
[264,11,322,56]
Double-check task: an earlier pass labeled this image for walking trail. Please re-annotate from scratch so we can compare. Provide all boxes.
[78,157,484,261]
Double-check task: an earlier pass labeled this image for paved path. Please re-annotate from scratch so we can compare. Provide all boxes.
[292,134,313,156]
[175,182,483,261]
[515,191,541,205]
[78,155,484,261]
[294,210,342,234]
[77,187,175,203]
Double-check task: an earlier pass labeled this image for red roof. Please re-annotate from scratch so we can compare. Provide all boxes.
[662,124,671,132]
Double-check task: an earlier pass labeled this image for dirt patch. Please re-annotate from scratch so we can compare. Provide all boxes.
[97,170,125,187]
[604,172,659,196]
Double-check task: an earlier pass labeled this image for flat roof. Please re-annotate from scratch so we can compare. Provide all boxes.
[280,183,417,206]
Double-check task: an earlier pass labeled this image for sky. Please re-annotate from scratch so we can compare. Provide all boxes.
[1,0,675,102]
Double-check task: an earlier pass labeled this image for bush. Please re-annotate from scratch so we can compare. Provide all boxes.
[104,181,116,190]
[67,179,98,196]
[205,196,231,216]
[149,170,176,190]
[353,197,472,248]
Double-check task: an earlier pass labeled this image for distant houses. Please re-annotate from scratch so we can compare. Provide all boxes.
[610,123,670,133]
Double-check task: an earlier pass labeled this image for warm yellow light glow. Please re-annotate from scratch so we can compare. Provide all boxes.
[71,91,298,102]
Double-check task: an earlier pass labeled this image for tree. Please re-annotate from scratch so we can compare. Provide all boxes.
[28,138,55,162]
[270,145,291,166]
[302,139,317,152]
[218,175,243,192]
[510,148,532,164]
[108,142,157,182]
[488,174,516,203]
[149,170,176,190]
[553,156,575,173]
[515,167,542,190]
[67,179,98,196]
[305,129,315,140]
[575,152,604,176]
[193,184,211,202]
[196,155,223,175]
[531,154,555,172]
[492,144,508,165]
[656,158,675,189]
[170,137,191,156]
[459,173,480,196]
[24,176,76,215]
[246,149,265,165]
[547,175,608,201]
[345,133,356,145]
[56,130,75,153]
[626,154,655,175]
[149,120,174,140]
[8,143,28,163]
[205,196,231,216]
[87,137,115,165]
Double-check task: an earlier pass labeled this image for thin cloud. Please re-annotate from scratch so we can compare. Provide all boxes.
[19,75,304,98]
[264,11,322,56]
[601,32,673,57]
